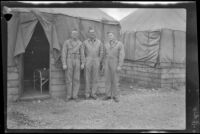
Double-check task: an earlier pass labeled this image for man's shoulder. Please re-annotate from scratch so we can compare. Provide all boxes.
[96,39,101,44]
[83,39,89,44]
[64,39,71,45]
[117,41,124,46]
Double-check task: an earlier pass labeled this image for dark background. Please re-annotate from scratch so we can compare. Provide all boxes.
[1,1,199,133]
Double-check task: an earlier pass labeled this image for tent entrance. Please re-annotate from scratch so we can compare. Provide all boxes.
[22,22,50,98]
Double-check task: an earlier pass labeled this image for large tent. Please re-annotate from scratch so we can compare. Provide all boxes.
[120,8,186,67]
[7,7,120,66]
[6,7,120,101]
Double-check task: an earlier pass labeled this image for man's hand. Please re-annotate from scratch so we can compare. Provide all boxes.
[81,64,84,69]
[117,66,121,71]
[63,65,67,70]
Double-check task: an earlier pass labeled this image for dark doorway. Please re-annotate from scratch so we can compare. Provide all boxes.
[22,22,50,97]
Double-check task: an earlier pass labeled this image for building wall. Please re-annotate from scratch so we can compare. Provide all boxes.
[119,61,186,89]
[7,66,20,102]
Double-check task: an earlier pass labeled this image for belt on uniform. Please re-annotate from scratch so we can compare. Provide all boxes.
[68,54,80,59]
[106,56,118,60]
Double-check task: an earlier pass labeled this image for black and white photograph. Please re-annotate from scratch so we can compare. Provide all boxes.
[1,1,199,133]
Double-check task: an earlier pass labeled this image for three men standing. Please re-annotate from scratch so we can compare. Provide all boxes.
[61,28,124,102]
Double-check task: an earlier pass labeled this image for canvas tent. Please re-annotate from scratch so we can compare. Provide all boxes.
[120,9,186,67]
[6,7,120,101]
[7,7,120,66]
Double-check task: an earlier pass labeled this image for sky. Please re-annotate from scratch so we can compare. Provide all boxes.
[17,1,185,21]
[100,8,137,21]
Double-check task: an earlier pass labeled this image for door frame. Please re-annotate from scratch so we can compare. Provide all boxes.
[18,22,51,97]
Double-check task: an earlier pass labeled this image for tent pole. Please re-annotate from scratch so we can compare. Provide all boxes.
[172,30,175,67]
[133,31,137,62]
[78,18,82,41]
[18,54,24,98]
[101,20,105,44]
[156,29,162,68]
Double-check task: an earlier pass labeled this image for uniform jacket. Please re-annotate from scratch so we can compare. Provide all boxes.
[61,38,85,66]
[103,40,125,68]
[83,38,104,63]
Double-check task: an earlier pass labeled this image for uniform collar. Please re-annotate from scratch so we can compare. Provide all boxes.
[70,38,79,42]
[89,38,96,43]
[70,38,79,47]
[109,40,118,48]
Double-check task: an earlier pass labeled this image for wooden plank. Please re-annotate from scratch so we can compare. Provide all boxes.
[173,82,185,88]
[7,87,19,95]
[161,68,172,73]
[161,73,174,79]
[161,79,173,84]
[173,73,186,78]
[51,90,66,98]
[51,70,65,79]
[51,84,66,92]
[7,94,19,102]
[7,66,18,73]
[7,72,19,80]
[161,68,185,74]
[161,83,173,88]
[120,73,162,84]
[127,67,161,74]
[129,74,161,81]
[173,78,185,83]
[51,63,63,71]
[129,71,161,78]
[97,87,106,94]
[7,80,19,88]
[51,78,66,85]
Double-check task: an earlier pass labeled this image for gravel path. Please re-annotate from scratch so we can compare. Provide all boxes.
[7,85,185,129]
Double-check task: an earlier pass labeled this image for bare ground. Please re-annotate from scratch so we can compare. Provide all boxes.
[7,83,185,130]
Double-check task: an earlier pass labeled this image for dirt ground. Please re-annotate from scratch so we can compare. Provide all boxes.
[7,82,185,130]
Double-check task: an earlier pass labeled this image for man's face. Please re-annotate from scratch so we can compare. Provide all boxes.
[108,32,115,41]
[71,31,79,39]
[88,30,96,39]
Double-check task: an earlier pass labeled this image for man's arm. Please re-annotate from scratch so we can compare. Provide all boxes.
[99,41,104,62]
[80,41,85,65]
[118,42,125,68]
[61,41,68,68]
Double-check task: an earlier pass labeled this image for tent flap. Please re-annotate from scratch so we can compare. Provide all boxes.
[135,31,160,65]
[121,29,186,66]
[12,11,61,65]
[7,12,20,66]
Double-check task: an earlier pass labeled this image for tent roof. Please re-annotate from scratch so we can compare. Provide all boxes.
[7,7,119,24]
[120,8,186,32]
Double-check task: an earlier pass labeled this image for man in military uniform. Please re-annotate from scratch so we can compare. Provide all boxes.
[103,32,125,102]
[83,28,104,99]
[61,29,85,102]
